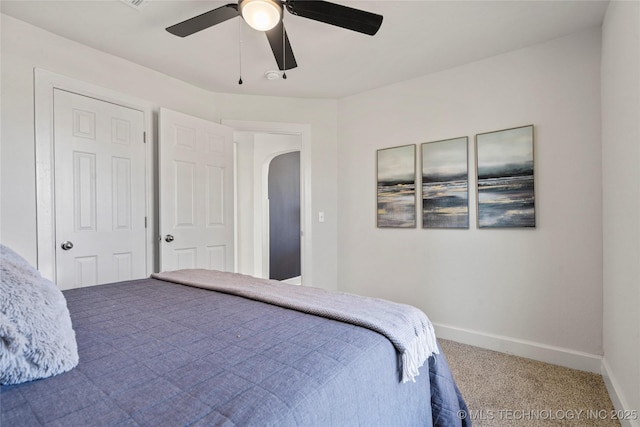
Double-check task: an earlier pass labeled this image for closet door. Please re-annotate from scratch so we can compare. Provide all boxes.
[54,89,147,289]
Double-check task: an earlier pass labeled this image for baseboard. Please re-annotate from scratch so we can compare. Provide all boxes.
[601,358,640,427]
[433,322,602,373]
[281,276,302,285]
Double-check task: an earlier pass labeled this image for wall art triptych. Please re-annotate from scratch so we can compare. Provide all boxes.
[376,124,535,229]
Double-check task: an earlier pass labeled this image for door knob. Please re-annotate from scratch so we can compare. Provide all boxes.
[164,234,174,243]
[60,241,74,251]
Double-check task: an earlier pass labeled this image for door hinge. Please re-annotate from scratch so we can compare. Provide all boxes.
[144,217,148,228]
[143,132,147,143]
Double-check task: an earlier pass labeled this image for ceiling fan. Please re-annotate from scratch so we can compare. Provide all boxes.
[166,0,383,71]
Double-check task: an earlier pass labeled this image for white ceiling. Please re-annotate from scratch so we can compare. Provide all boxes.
[1,0,609,99]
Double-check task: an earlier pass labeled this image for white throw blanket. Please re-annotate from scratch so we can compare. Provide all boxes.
[0,245,78,385]
[151,269,439,383]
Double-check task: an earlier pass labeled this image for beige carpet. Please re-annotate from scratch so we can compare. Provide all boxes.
[439,339,620,427]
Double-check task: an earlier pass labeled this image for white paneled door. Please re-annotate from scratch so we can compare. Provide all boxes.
[53,89,147,289]
[159,108,234,272]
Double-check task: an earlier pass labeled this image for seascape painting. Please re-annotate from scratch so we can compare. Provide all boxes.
[421,137,469,228]
[476,125,535,228]
[377,145,416,228]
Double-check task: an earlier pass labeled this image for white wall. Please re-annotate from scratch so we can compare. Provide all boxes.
[0,14,338,290]
[601,0,640,423]
[337,28,604,370]
[235,131,256,275]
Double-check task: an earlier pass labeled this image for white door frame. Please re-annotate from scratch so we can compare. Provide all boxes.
[222,119,312,286]
[34,69,154,282]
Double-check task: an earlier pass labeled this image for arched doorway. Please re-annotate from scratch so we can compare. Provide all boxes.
[268,151,301,281]
[230,123,310,286]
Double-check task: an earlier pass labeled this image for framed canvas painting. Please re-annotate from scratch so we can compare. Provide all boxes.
[476,125,535,228]
[421,137,469,228]
[376,144,416,228]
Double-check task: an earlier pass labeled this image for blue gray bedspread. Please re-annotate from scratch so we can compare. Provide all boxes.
[151,269,439,383]
[1,278,469,426]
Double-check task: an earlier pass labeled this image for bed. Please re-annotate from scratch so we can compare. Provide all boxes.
[1,253,469,426]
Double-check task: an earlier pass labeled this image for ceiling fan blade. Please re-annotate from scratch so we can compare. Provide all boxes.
[286,0,382,36]
[166,3,239,37]
[265,21,298,71]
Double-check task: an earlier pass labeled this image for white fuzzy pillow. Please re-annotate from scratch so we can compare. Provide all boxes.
[0,245,78,385]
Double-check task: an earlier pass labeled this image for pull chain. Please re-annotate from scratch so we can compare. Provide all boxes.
[282,17,287,79]
[238,19,243,85]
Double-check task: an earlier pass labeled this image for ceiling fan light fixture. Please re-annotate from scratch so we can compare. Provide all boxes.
[240,0,282,32]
